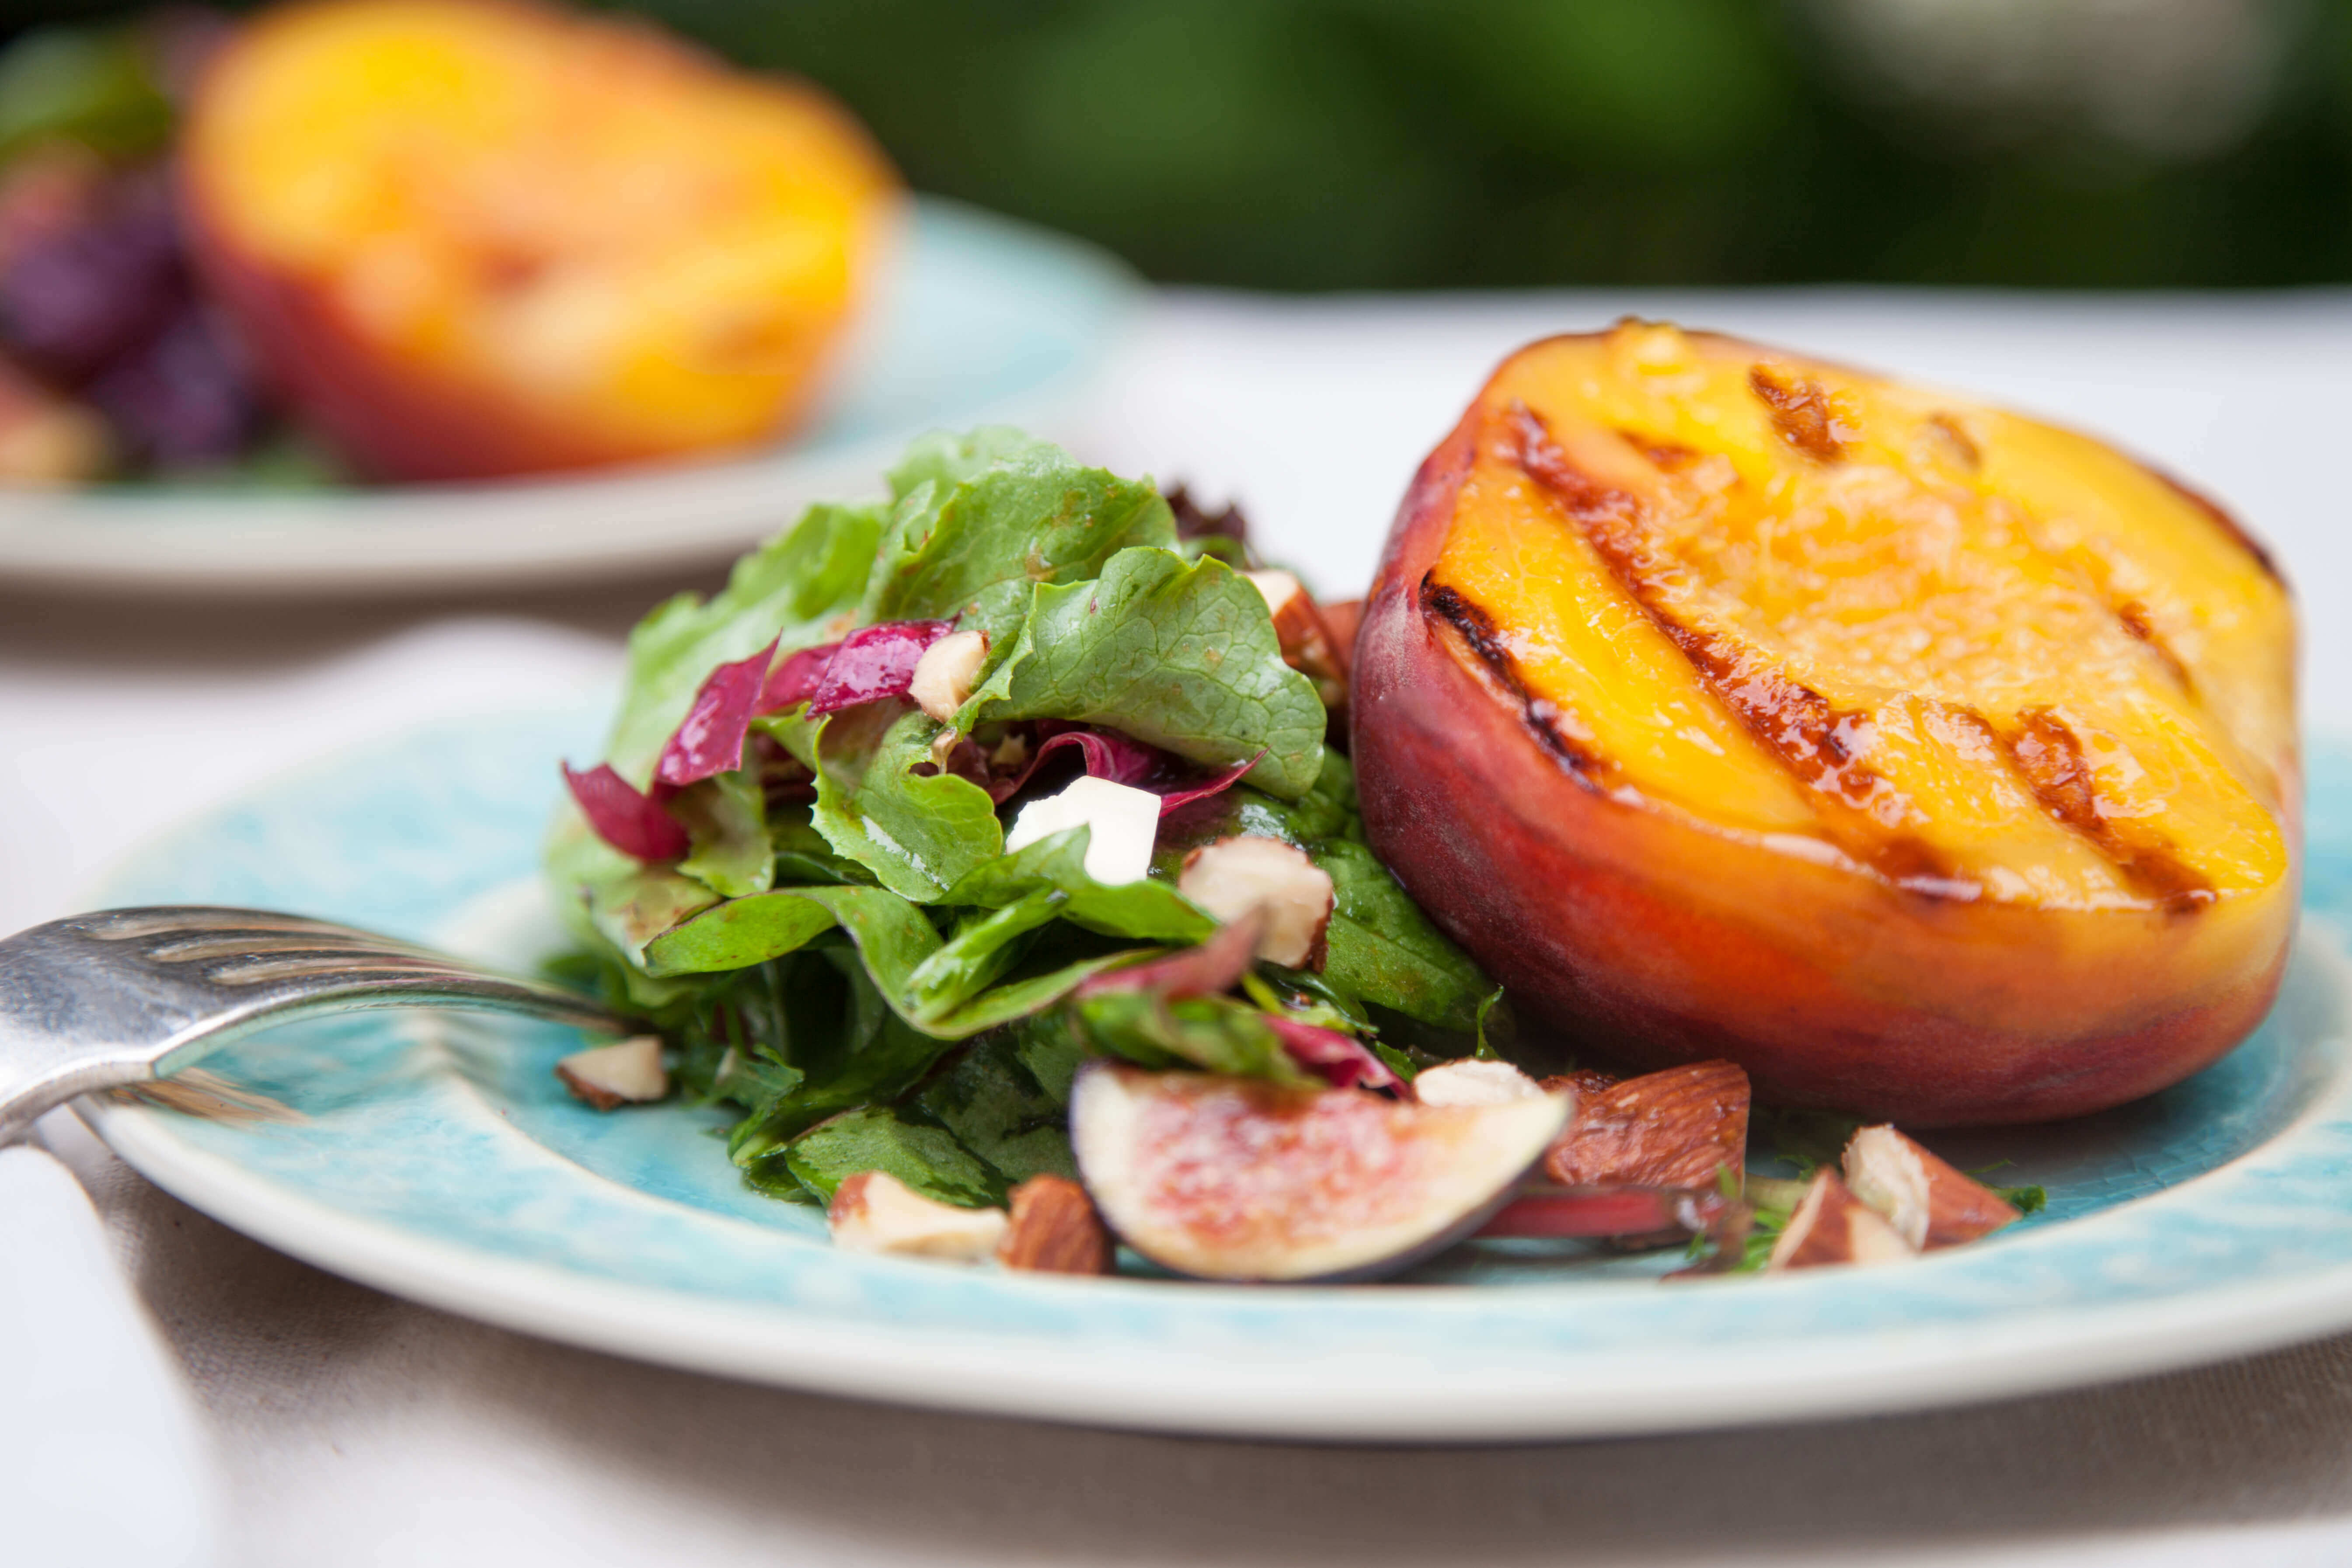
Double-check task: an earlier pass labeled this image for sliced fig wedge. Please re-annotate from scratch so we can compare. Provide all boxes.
[1070,1061,1570,1283]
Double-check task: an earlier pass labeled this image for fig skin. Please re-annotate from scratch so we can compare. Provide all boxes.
[1351,333,2296,1127]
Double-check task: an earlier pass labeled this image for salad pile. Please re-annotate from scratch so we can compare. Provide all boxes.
[547,429,1498,1217]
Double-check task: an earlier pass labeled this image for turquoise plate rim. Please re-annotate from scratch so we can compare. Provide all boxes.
[73,707,2352,1441]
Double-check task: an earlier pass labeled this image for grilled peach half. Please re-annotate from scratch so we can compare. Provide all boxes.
[1352,322,2296,1125]
[179,0,899,481]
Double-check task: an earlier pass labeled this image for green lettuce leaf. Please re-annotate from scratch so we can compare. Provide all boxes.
[670,772,772,899]
[809,704,1004,901]
[964,546,1325,796]
[860,429,1176,650]
[606,500,882,781]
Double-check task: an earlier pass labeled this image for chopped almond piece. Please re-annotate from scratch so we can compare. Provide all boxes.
[1843,1125,2021,1250]
[997,1175,1113,1275]
[1767,1170,1916,1269]
[1544,1060,1749,1191]
[1413,1058,1543,1108]
[909,628,989,722]
[828,1171,1008,1262]
[1178,835,1335,969]
[1244,568,1348,710]
[555,1036,668,1109]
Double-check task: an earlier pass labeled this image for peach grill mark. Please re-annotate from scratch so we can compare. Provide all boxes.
[1505,400,2213,912]
[1418,572,1607,782]
[1502,401,1903,830]
[1748,363,1851,462]
[2004,708,2213,912]
[2115,599,2194,693]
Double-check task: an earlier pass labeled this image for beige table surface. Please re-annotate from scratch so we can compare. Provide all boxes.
[8,289,2352,1567]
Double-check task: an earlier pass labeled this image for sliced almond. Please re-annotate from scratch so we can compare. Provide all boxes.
[828,1170,1009,1262]
[1244,568,1347,709]
[1767,1170,1916,1269]
[1413,1058,1543,1108]
[909,628,990,722]
[1544,1060,1749,1192]
[996,1174,1113,1275]
[555,1036,668,1110]
[1177,834,1335,969]
[1843,1125,2021,1250]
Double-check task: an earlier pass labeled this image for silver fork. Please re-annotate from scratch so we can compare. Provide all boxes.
[0,906,628,1144]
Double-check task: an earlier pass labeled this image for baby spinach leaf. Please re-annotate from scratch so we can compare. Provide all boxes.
[860,429,1175,650]
[811,704,1003,900]
[904,890,1064,1020]
[1314,839,1488,1032]
[777,1107,1003,1208]
[643,889,841,977]
[940,827,1215,943]
[1072,991,1315,1085]
[922,948,1154,1036]
[607,500,881,780]
[965,547,1325,797]
[915,1034,1077,1186]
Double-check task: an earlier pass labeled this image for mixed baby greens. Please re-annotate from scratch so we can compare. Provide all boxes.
[546,429,1495,1210]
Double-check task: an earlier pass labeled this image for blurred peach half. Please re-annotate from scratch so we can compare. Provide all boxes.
[179,0,900,481]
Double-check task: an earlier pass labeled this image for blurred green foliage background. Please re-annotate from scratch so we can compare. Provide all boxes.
[11,0,2352,291]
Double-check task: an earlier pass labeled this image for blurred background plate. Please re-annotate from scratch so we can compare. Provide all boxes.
[0,197,1135,596]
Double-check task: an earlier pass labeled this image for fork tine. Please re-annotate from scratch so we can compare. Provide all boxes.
[1,904,631,1144]
[200,953,501,986]
[143,932,438,963]
[80,908,369,941]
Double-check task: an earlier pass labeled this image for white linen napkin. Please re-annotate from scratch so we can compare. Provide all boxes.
[1,1132,220,1568]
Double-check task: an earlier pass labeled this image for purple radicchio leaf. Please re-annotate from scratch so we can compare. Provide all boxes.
[991,722,1263,816]
[655,638,778,789]
[1076,909,1265,1000]
[756,642,838,713]
[805,620,953,716]
[562,763,688,862]
[1264,1015,1400,1092]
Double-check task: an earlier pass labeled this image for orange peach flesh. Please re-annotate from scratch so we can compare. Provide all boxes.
[1352,323,2297,1125]
[179,0,899,480]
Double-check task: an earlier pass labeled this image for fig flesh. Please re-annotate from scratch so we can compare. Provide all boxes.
[1070,1060,1569,1283]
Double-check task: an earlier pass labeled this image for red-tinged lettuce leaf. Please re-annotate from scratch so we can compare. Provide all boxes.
[655,638,778,789]
[1076,909,1263,1000]
[758,642,836,712]
[987,723,1261,816]
[562,763,688,862]
[806,620,953,716]
[1154,751,1262,815]
[1264,1015,1399,1091]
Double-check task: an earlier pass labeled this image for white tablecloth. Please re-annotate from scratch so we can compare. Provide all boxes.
[8,289,2352,1568]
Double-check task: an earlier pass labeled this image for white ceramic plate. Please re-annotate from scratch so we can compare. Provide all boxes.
[0,199,1135,595]
[67,708,2352,1442]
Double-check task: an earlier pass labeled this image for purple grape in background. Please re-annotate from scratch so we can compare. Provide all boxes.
[86,308,255,468]
[0,174,184,385]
